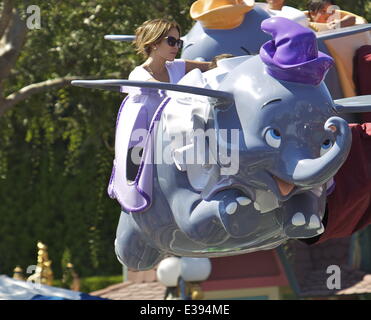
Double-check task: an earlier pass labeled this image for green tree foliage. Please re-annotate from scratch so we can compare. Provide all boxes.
[0,0,369,278]
[0,0,194,278]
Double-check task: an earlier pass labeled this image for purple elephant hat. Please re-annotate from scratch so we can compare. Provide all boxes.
[259,17,334,86]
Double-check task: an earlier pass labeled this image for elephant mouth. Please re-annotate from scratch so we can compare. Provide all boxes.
[201,174,296,205]
[272,176,296,197]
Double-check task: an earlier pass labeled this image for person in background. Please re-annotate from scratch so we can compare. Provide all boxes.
[305,0,367,32]
[265,0,284,10]
[255,0,309,27]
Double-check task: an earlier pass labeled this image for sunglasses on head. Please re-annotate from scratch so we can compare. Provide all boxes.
[164,36,183,49]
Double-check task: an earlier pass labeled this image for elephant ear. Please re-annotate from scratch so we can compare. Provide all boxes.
[333,95,371,113]
[161,69,222,191]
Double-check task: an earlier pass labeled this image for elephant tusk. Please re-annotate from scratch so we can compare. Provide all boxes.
[273,176,295,196]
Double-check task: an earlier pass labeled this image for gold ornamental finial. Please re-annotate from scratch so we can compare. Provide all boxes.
[13,266,25,281]
[62,262,81,291]
[190,283,204,300]
[27,241,54,286]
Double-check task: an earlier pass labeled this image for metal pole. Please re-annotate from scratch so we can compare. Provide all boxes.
[122,264,128,282]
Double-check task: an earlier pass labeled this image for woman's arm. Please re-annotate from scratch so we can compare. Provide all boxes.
[185,60,212,73]
[339,14,356,27]
[309,14,356,31]
[328,13,356,29]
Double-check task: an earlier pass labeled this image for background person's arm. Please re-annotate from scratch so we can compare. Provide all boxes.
[328,13,356,29]
[185,60,212,73]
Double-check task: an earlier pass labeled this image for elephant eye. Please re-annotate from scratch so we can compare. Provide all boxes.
[265,128,281,148]
[320,139,333,156]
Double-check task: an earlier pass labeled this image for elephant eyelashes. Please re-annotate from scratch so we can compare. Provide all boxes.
[265,128,282,148]
[320,139,333,156]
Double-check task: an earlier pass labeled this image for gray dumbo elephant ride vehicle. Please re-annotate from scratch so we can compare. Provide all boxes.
[72,17,371,270]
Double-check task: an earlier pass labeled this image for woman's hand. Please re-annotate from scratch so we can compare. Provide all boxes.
[327,19,340,29]
[185,60,212,74]
[327,15,356,29]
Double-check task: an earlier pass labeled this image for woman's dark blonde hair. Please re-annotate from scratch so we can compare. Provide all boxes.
[134,18,181,58]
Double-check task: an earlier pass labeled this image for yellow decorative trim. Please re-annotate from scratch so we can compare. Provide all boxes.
[190,0,254,29]
[203,286,281,300]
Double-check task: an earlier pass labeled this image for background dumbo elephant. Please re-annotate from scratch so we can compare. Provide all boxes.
[181,4,271,60]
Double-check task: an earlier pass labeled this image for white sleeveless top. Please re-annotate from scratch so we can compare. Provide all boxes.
[128,59,186,83]
[120,59,186,131]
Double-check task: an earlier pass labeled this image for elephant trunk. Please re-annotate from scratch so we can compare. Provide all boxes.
[292,117,352,186]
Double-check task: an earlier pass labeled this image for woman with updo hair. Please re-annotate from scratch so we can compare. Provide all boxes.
[120,18,211,181]
[130,18,210,83]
